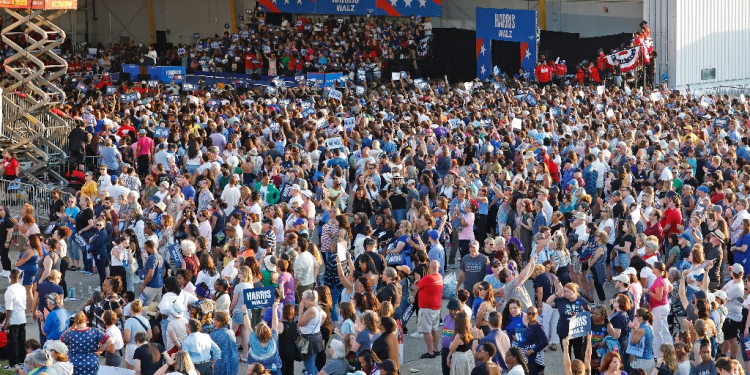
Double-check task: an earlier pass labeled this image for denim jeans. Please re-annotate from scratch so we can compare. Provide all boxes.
[393,208,407,224]
[329,286,343,322]
[303,353,318,374]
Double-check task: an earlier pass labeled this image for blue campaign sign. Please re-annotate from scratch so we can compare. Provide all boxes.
[307,72,326,88]
[714,117,729,128]
[154,127,170,138]
[120,93,138,103]
[105,86,119,96]
[243,287,276,309]
[476,8,537,80]
[167,242,183,268]
[325,72,343,88]
[258,0,439,16]
[524,93,538,106]
[568,311,591,339]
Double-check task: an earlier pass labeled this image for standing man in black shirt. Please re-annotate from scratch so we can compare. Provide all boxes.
[706,229,724,291]
[0,205,14,277]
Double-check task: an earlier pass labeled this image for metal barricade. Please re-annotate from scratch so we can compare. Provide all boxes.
[0,178,74,225]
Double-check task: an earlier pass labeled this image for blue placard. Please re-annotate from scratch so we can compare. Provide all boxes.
[167,242,183,268]
[167,94,180,103]
[568,311,591,339]
[76,82,87,92]
[714,117,729,128]
[224,23,230,29]
[524,93,538,106]
[243,287,276,309]
[120,93,138,103]
[154,127,170,138]
[207,99,221,108]
[73,232,87,249]
[182,83,195,91]
[302,107,316,118]
[193,33,200,39]
[105,86,119,96]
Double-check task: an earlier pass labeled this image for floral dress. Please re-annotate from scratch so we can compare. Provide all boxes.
[210,327,239,375]
[62,327,109,375]
[189,299,216,333]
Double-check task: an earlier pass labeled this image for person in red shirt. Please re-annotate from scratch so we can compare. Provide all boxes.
[587,62,600,84]
[534,62,551,84]
[2,150,18,179]
[413,260,443,358]
[660,196,683,237]
[554,60,567,86]
[244,51,256,74]
[575,65,585,84]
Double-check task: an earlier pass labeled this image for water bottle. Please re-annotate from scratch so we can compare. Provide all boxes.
[79,282,83,295]
[68,286,75,298]
[88,286,92,298]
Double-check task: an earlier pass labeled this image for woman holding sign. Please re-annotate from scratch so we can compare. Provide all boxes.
[627,308,655,373]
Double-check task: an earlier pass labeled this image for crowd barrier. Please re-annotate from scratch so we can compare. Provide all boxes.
[185,71,299,88]
[0,178,74,225]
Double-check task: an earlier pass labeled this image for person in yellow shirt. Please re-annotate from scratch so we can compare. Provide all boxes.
[80,171,98,200]
[681,125,698,144]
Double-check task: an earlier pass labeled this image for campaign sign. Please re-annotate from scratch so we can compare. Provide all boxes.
[316,118,328,129]
[324,72,343,88]
[120,93,138,103]
[76,82,87,92]
[344,117,356,130]
[105,86,119,96]
[326,137,344,149]
[329,89,343,101]
[167,242,183,268]
[182,83,195,92]
[524,93,538,106]
[243,287,276,310]
[355,86,365,96]
[207,99,221,108]
[154,127,170,138]
[193,33,200,39]
[167,94,181,103]
[568,311,591,339]
[270,121,281,132]
[73,233,87,249]
[302,108,316,118]
[714,118,729,128]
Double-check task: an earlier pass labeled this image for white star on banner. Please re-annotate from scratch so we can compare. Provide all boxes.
[390,0,398,6]
[404,0,412,6]
[271,0,277,3]
[297,0,302,3]
[480,43,486,56]
[525,49,531,60]
[419,0,426,7]
[480,65,486,75]
[285,0,289,3]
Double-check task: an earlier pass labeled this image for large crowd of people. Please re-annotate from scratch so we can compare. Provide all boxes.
[0,10,749,375]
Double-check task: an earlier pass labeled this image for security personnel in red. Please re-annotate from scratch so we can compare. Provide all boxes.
[574,65,585,84]
[597,48,611,85]
[554,60,567,86]
[535,61,552,85]
[587,62,601,84]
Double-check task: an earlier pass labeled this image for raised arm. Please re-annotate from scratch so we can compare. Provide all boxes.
[515,253,538,288]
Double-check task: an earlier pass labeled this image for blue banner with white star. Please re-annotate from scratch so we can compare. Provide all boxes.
[258,0,440,16]
[475,8,537,80]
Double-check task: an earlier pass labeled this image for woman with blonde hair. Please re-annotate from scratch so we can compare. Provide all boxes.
[246,300,283,373]
[153,350,197,375]
[655,343,678,375]
[229,266,254,360]
[474,281,495,335]
[550,232,571,284]
[446,311,479,375]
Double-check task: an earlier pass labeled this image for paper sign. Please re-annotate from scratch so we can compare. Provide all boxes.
[651,92,662,102]
[120,93,138,103]
[182,83,195,91]
[76,82,87,92]
[392,72,401,81]
[167,242,182,268]
[512,118,523,130]
[207,99,221,108]
[596,85,605,95]
[714,118,729,128]
[568,311,591,339]
[686,260,714,274]
[355,86,365,96]
[326,137,343,149]
[337,241,348,262]
[316,118,327,129]
[606,109,615,118]
[73,233,87,249]
[153,127,169,138]
[105,86,118,96]
[624,85,632,96]
[243,287,276,310]
[193,33,200,39]
[270,121,280,132]
[329,89,342,101]
[700,96,714,108]
[344,117,355,130]
[148,80,159,88]
[302,108,315,118]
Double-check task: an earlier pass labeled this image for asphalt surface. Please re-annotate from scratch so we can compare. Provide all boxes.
[0,244,621,375]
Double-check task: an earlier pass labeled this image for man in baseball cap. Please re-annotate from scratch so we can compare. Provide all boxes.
[722,262,745,358]
[427,230,444,275]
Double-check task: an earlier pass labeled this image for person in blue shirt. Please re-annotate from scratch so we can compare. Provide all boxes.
[40,292,69,342]
[88,219,109,287]
[182,318,221,375]
[140,239,164,305]
[427,230,445,276]
[478,311,511,371]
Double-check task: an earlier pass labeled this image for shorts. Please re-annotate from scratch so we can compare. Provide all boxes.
[723,319,742,340]
[232,311,246,325]
[630,358,655,373]
[418,308,441,333]
[615,252,630,269]
[125,343,138,366]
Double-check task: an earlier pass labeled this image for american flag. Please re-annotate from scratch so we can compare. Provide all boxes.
[605,47,646,73]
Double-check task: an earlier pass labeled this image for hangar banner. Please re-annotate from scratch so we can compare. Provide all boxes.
[475,8,537,80]
[256,0,441,17]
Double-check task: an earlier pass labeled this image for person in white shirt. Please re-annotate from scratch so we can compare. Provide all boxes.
[288,184,303,208]
[97,165,112,194]
[106,177,131,207]
[220,176,241,215]
[4,269,27,369]
[293,237,318,300]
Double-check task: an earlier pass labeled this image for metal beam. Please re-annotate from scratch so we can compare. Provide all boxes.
[230,0,237,31]
[540,0,547,30]
[147,0,155,44]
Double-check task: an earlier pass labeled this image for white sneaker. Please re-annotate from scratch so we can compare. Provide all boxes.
[410,332,424,338]
[0,271,9,277]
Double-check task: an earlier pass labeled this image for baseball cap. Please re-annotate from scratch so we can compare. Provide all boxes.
[262,218,273,225]
[697,186,709,194]
[694,290,708,300]
[731,263,745,275]
[364,237,376,247]
[428,230,439,241]
[447,299,461,310]
[713,290,728,301]
[613,273,630,284]
[291,184,301,191]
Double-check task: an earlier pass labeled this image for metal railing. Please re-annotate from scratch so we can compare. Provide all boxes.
[700,85,750,98]
[0,178,74,225]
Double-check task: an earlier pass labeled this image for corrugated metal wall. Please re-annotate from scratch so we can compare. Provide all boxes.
[645,0,750,90]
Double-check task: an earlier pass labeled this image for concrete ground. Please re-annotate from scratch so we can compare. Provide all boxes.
[0,243,624,375]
